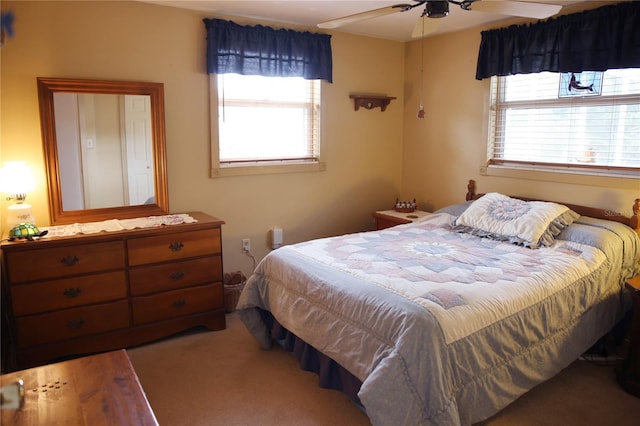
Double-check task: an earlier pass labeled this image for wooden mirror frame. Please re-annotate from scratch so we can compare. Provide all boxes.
[37,77,169,225]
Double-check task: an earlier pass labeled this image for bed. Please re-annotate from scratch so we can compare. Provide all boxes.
[236,180,640,425]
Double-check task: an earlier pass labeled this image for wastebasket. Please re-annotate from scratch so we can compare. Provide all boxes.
[223,271,246,313]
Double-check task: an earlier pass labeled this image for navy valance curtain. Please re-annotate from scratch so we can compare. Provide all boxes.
[476,1,640,80]
[203,18,333,82]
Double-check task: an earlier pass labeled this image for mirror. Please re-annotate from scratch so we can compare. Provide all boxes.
[37,77,169,225]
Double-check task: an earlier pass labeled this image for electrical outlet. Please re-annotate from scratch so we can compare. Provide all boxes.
[241,238,251,253]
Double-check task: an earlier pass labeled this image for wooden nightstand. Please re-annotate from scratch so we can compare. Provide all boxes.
[372,210,431,230]
[618,275,640,398]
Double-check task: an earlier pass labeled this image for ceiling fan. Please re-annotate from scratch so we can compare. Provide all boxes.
[317,1,563,38]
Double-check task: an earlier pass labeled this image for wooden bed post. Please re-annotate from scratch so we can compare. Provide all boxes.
[466,180,476,201]
[632,198,639,232]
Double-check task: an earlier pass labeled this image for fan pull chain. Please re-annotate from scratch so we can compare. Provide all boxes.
[417,17,426,120]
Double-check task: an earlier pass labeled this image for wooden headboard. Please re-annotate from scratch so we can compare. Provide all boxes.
[465,179,640,232]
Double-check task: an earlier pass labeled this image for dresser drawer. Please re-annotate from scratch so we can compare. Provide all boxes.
[15,300,130,348]
[132,283,223,325]
[6,241,125,283]
[130,256,222,296]
[128,228,221,266]
[11,271,127,316]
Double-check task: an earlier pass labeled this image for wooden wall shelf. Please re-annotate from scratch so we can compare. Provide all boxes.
[349,94,396,112]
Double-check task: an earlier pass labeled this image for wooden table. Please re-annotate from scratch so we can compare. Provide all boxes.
[1,350,158,425]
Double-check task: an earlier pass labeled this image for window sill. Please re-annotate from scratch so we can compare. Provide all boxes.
[482,164,639,190]
[211,161,326,178]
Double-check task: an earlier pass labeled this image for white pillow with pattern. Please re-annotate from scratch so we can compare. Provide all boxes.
[453,192,579,249]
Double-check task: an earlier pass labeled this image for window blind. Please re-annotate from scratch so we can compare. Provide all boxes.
[218,74,320,165]
[489,69,640,172]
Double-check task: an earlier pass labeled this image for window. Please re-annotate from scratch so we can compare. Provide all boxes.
[211,74,323,177]
[488,69,640,176]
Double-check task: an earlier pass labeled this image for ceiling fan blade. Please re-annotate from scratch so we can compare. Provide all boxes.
[318,4,414,29]
[470,0,562,19]
[411,17,441,39]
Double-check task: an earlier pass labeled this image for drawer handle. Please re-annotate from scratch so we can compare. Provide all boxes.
[168,242,184,252]
[67,319,85,329]
[173,299,187,309]
[170,271,185,281]
[63,287,82,298]
[61,255,79,266]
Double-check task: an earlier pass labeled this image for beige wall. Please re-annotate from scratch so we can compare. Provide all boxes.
[401,3,639,216]
[2,1,637,279]
[0,1,404,277]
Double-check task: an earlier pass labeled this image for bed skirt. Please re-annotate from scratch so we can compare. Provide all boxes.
[260,309,363,405]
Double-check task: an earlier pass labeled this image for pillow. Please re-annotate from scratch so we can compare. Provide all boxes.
[452,192,579,248]
[433,200,473,217]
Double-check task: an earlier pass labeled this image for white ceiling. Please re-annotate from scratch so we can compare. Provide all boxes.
[139,0,591,42]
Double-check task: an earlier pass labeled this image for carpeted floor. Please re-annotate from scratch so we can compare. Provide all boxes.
[127,313,640,426]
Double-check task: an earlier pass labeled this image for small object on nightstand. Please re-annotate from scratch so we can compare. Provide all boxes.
[617,275,640,398]
[394,198,417,213]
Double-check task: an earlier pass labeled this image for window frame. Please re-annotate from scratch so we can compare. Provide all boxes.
[486,72,640,180]
[209,74,326,178]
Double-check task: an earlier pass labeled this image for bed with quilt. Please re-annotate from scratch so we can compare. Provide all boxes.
[237,181,640,425]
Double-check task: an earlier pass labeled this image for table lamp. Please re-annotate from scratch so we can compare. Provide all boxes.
[0,161,36,228]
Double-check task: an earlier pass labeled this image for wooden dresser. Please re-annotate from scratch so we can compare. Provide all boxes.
[1,212,225,371]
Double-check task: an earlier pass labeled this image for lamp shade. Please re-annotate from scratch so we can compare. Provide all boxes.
[0,161,36,197]
[1,161,37,228]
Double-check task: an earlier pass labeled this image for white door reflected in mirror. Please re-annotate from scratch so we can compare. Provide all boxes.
[53,92,154,211]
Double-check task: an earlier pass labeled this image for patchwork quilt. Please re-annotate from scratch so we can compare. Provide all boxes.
[292,213,605,344]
